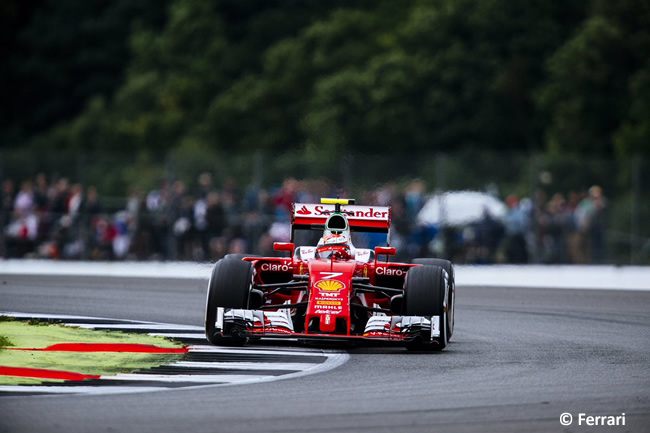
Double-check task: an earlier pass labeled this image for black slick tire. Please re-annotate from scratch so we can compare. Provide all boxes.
[412,258,455,340]
[224,253,259,261]
[205,258,253,346]
[403,265,448,351]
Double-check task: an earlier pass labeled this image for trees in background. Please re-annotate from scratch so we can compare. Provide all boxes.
[1,0,169,147]
[1,0,649,159]
[537,0,650,157]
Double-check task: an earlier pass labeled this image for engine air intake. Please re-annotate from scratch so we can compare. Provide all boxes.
[326,214,348,232]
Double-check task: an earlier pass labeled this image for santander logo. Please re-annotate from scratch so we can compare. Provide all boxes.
[294,204,389,220]
[296,206,312,215]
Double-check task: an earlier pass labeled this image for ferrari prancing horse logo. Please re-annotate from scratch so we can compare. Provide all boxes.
[315,280,345,291]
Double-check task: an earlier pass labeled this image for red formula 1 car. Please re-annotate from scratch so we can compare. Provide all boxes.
[205,198,455,351]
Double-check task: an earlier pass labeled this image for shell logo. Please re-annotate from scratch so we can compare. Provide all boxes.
[315,280,344,291]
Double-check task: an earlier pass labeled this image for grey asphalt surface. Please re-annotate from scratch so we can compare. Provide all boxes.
[1,274,649,433]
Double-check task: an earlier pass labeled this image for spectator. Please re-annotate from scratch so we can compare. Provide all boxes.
[173,194,195,261]
[502,194,529,263]
[543,193,574,263]
[33,173,50,211]
[145,181,172,259]
[273,178,298,219]
[14,181,35,215]
[67,183,83,219]
[471,208,505,264]
[84,186,102,216]
[4,207,39,257]
[1,179,15,221]
[0,180,15,257]
[579,185,607,263]
[4,181,38,257]
[50,178,71,218]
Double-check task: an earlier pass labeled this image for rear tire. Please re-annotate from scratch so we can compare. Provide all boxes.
[404,265,448,351]
[205,258,253,346]
[412,258,455,340]
[224,253,258,261]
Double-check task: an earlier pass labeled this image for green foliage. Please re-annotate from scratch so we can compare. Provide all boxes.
[1,0,168,147]
[614,61,650,156]
[3,0,649,162]
[537,0,650,157]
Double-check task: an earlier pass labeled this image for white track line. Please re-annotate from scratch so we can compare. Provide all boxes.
[188,345,329,357]
[0,386,166,395]
[171,361,319,371]
[147,332,206,339]
[3,312,159,324]
[104,373,271,383]
[66,323,202,331]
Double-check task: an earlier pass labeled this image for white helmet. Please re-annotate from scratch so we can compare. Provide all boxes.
[316,233,351,260]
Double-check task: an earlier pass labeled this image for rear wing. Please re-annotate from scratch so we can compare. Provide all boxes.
[292,202,391,234]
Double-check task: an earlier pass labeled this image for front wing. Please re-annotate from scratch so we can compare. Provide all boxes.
[212,308,442,344]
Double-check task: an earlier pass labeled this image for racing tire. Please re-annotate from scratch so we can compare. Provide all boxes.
[205,258,254,346]
[403,265,448,351]
[224,253,259,261]
[412,258,455,340]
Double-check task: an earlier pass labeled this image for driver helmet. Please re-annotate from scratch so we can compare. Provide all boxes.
[316,233,351,260]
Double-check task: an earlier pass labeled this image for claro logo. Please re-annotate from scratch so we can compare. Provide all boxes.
[376,267,405,276]
[261,262,291,272]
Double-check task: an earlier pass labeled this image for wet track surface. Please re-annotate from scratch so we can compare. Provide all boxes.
[1,274,649,432]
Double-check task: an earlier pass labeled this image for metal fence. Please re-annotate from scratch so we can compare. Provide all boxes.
[1,149,648,265]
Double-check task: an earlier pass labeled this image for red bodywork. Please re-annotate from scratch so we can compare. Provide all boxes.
[209,199,453,348]
[212,200,437,343]
[240,250,416,341]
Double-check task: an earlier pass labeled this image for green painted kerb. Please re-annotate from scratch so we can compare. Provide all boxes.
[0,317,185,385]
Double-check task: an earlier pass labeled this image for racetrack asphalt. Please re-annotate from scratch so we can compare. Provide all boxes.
[1,274,649,433]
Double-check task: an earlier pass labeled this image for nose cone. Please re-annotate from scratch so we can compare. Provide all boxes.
[320,314,336,333]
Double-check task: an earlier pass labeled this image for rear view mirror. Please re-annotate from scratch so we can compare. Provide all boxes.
[273,242,295,254]
[374,246,396,263]
[374,247,396,257]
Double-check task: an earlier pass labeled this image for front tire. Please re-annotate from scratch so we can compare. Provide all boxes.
[403,265,448,351]
[205,258,254,346]
[412,258,455,340]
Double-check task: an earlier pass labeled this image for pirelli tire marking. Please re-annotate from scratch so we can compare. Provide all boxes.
[0,312,348,396]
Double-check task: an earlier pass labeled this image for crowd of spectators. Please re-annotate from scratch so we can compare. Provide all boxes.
[457,185,608,265]
[0,172,608,264]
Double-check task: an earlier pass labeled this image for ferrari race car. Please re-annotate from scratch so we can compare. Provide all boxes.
[205,198,455,351]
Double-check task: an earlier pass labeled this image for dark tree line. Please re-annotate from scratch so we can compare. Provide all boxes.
[2,0,649,159]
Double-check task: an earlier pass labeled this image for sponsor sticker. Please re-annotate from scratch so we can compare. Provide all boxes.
[296,206,312,215]
[314,308,342,314]
[315,280,345,291]
[318,292,341,298]
[313,304,343,311]
[264,326,293,334]
[316,300,342,306]
[376,266,406,277]
[261,262,291,272]
[293,204,389,221]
